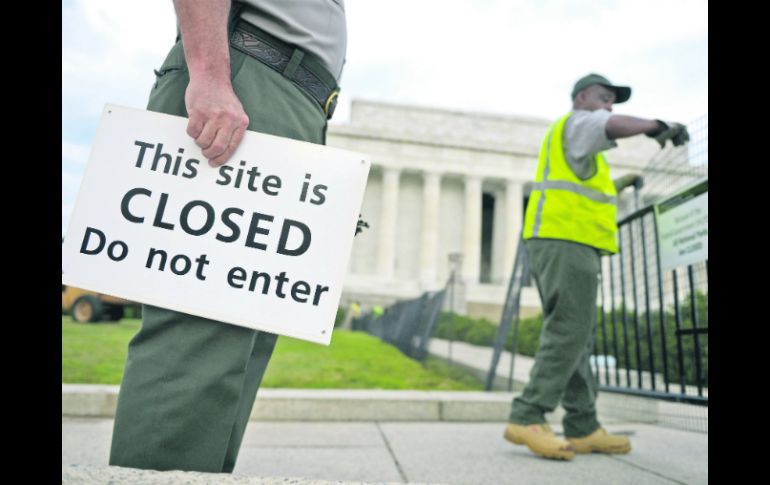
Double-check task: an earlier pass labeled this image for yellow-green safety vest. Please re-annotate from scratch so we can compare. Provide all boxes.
[523,112,619,254]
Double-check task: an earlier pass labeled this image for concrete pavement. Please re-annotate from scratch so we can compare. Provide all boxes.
[62,417,707,484]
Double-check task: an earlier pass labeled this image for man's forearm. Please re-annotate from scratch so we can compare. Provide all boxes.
[605,115,663,140]
[174,0,232,82]
[172,0,249,167]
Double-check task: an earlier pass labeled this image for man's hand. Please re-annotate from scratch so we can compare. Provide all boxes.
[185,77,249,167]
[647,120,690,149]
[174,0,247,167]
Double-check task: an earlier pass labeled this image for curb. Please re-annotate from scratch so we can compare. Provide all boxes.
[62,385,515,422]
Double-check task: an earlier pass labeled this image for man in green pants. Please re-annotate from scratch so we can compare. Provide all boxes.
[109,0,347,473]
[503,73,689,460]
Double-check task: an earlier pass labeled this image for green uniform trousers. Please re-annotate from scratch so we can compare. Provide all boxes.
[109,37,327,473]
[509,238,602,438]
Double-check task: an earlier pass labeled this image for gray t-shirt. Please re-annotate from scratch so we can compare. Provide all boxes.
[563,109,617,180]
[240,0,347,82]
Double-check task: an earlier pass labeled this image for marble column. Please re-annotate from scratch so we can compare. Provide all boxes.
[503,179,523,276]
[419,171,441,286]
[377,167,401,279]
[462,176,483,284]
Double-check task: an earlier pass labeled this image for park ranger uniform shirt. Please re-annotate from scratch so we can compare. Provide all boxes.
[240,0,347,82]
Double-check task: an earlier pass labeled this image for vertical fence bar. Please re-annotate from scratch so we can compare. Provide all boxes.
[628,221,644,389]
[609,254,621,387]
[672,269,687,394]
[653,215,671,393]
[688,266,705,397]
[599,270,610,385]
[639,213,656,390]
[618,225,632,388]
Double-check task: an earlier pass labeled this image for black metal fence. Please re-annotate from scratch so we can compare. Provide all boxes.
[486,205,708,405]
[592,114,708,405]
[594,197,708,405]
[353,288,446,361]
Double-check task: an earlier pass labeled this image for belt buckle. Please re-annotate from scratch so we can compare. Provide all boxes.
[324,90,339,120]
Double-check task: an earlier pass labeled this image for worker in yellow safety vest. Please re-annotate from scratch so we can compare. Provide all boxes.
[503,73,689,460]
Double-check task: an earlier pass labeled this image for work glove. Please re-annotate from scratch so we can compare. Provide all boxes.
[647,120,690,148]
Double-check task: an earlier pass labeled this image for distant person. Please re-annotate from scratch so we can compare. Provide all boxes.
[503,73,689,460]
[341,300,361,330]
[371,304,384,319]
[109,0,347,473]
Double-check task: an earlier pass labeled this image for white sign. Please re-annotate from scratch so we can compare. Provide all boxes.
[62,104,370,344]
[655,178,708,272]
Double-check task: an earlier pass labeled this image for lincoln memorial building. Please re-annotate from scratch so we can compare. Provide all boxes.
[327,100,659,321]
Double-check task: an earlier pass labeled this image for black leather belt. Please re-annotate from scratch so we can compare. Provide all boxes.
[230,21,340,120]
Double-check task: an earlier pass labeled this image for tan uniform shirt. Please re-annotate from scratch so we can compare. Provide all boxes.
[240,0,347,82]
[564,109,617,180]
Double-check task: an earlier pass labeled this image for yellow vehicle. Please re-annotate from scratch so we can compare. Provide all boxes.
[61,285,136,323]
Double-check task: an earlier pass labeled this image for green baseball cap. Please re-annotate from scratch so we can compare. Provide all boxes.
[571,73,631,104]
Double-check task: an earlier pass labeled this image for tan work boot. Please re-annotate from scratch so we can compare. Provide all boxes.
[503,423,576,460]
[566,428,631,454]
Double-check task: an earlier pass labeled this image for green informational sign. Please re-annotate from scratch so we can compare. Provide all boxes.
[654,177,708,271]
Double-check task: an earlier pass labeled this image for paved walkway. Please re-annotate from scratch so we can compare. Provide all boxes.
[63,417,707,484]
[427,338,535,389]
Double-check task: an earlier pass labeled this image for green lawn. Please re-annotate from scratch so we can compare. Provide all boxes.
[61,316,483,390]
[62,317,143,384]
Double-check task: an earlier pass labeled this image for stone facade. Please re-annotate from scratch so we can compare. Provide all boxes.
[328,100,659,321]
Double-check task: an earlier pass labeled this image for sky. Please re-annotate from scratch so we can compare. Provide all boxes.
[62,0,708,235]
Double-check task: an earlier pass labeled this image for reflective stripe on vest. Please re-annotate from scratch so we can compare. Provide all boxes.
[523,112,619,254]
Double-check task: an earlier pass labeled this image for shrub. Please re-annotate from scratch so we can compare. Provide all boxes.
[429,290,707,388]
